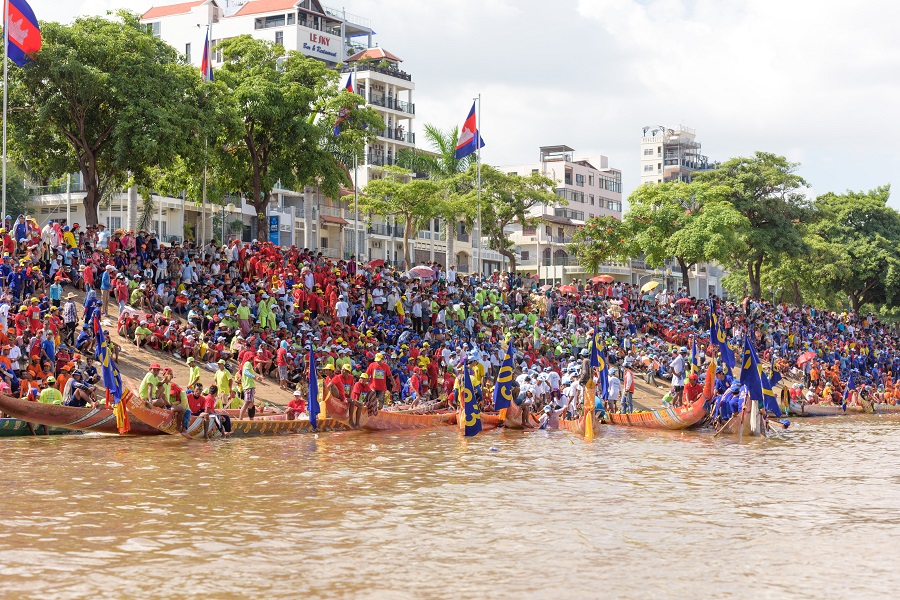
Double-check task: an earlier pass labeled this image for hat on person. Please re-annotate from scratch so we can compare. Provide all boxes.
[149,363,161,370]
[186,357,195,364]
[293,390,303,396]
[217,359,226,365]
[46,375,56,383]
[322,363,335,370]
[689,372,699,380]
[65,293,76,299]
[341,364,351,371]
[359,373,369,379]
[375,352,384,361]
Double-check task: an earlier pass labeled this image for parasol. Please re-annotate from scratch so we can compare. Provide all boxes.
[559,285,578,294]
[640,280,660,293]
[590,275,614,284]
[675,298,693,305]
[539,284,553,292]
[796,351,817,368]
[367,259,385,268]
[407,266,435,279]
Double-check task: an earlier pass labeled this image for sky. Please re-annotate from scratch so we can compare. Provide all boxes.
[28,0,900,204]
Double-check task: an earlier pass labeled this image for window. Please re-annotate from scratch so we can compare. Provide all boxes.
[320,237,328,248]
[275,31,284,46]
[287,13,295,25]
[107,216,122,230]
[531,168,539,174]
[643,165,653,172]
[523,226,536,236]
[657,146,662,155]
[557,227,564,238]
[520,251,530,261]
[589,175,594,186]
[545,225,552,236]
[148,22,161,37]
[151,220,168,239]
[185,43,191,63]
[575,174,585,186]
[256,15,286,29]
[508,171,517,176]
[589,194,594,205]
[643,148,654,155]
[213,39,223,62]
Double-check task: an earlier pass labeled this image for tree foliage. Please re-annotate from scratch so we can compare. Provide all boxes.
[7,11,205,225]
[213,35,383,237]
[569,216,629,274]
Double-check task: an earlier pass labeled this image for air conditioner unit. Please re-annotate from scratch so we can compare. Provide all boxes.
[279,224,291,232]
[397,243,403,250]
[527,237,536,242]
[372,241,383,249]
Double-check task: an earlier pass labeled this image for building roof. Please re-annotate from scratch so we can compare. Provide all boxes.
[234,0,300,17]
[142,0,206,20]
[541,215,575,226]
[346,47,403,63]
[320,215,350,226]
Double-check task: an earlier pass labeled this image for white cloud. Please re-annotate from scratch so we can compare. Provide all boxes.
[25,0,900,203]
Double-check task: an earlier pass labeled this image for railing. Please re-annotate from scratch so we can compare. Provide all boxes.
[379,128,415,144]
[323,6,372,29]
[367,224,405,238]
[369,93,415,115]
[543,257,570,266]
[367,153,397,167]
[318,206,344,218]
[344,63,411,81]
[548,235,574,244]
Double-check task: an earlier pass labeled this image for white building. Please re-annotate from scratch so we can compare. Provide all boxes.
[499,145,626,284]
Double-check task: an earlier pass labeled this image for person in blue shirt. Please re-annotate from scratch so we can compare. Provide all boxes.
[100,265,113,315]
[40,333,56,373]
[49,279,63,308]
[75,324,95,354]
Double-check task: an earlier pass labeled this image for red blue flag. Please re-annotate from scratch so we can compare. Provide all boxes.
[200,30,213,82]
[332,75,353,136]
[454,101,485,160]
[5,0,42,67]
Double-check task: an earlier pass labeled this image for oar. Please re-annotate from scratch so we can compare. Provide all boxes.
[713,415,735,437]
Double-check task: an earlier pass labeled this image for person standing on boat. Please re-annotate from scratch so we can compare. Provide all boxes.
[214,360,232,409]
[669,348,687,407]
[622,366,635,414]
[366,352,389,409]
[349,372,371,428]
[239,359,257,420]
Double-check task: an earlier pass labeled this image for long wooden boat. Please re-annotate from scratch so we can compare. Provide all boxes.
[456,406,501,432]
[325,395,456,431]
[0,417,73,436]
[716,397,765,438]
[388,400,448,414]
[0,393,162,436]
[788,400,900,417]
[503,401,540,430]
[602,395,707,430]
[124,388,347,439]
[559,410,601,437]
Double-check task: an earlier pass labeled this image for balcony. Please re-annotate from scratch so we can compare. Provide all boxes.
[368,224,405,238]
[456,232,470,243]
[342,63,412,82]
[548,235,574,244]
[367,153,397,167]
[379,127,415,144]
[542,257,570,267]
[369,93,415,115]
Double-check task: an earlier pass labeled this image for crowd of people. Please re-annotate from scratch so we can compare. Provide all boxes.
[2,213,898,435]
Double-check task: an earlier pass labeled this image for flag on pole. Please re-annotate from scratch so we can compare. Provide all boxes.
[5,0,42,67]
[462,363,482,437]
[93,315,127,433]
[690,338,699,374]
[841,372,855,412]
[454,101,485,159]
[200,29,213,82]
[333,75,354,136]
[308,344,320,429]
[709,298,735,371]
[588,324,608,401]
[740,334,781,416]
[491,339,515,411]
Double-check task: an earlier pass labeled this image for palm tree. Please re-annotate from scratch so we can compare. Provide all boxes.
[397,124,476,272]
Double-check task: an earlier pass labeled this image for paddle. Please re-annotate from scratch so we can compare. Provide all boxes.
[713,415,735,437]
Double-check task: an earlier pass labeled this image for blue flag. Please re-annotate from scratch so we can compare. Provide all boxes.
[760,369,782,417]
[462,364,482,437]
[597,349,609,401]
[709,299,735,370]
[93,315,123,404]
[739,335,766,409]
[842,373,855,411]
[308,344,320,429]
[691,338,699,374]
[492,339,515,411]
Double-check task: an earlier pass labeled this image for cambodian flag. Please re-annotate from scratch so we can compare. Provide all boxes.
[200,30,213,82]
[332,75,353,136]
[5,0,42,67]
[454,101,485,160]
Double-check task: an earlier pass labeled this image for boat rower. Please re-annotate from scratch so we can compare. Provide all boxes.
[349,372,371,428]
[286,389,306,421]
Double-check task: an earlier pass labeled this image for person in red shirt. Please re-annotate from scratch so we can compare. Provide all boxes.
[286,389,306,420]
[275,343,290,390]
[684,373,703,405]
[349,372,371,428]
[196,384,220,439]
[366,353,389,408]
[26,298,41,332]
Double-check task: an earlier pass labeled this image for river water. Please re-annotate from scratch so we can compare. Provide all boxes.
[1,416,899,599]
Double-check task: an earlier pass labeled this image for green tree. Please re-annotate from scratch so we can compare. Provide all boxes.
[214,35,382,238]
[457,165,557,271]
[808,186,900,311]
[569,216,629,273]
[397,125,476,268]
[3,164,33,220]
[625,181,748,292]
[7,11,205,226]
[694,152,809,299]
[361,167,446,267]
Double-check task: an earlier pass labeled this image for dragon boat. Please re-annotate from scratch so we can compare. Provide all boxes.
[558,410,601,437]
[0,417,73,436]
[602,395,707,430]
[325,394,456,431]
[0,393,162,436]
[124,388,347,439]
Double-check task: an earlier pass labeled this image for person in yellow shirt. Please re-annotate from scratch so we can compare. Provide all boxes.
[39,376,63,404]
[214,360,232,409]
[187,357,201,388]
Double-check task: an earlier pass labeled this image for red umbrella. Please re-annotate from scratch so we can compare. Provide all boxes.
[559,285,578,294]
[527,273,540,280]
[540,284,552,292]
[796,351,817,367]
[590,275,614,284]
[367,259,384,268]
[675,298,693,305]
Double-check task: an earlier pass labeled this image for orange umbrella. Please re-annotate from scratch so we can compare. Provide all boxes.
[559,285,578,294]
[590,275,614,284]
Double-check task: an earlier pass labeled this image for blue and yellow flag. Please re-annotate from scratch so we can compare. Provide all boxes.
[739,335,767,411]
[597,349,609,401]
[841,372,855,411]
[691,338,700,374]
[308,344,320,429]
[462,364,482,437]
[492,340,515,411]
[760,369,782,417]
[93,315,122,404]
[709,298,735,370]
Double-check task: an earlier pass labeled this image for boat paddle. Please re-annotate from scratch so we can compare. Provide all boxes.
[713,415,735,437]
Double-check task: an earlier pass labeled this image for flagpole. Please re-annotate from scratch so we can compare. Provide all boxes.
[353,61,358,261]
[475,93,482,280]
[2,0,10,222]
[200,19,211,246]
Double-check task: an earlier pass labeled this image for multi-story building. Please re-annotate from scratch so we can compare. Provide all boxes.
[636,125,723,298]
[500,145,627,284]
[639,124,713,185]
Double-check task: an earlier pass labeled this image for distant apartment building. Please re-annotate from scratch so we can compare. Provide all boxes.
[640,124,714,185]
[499,145,628,284]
